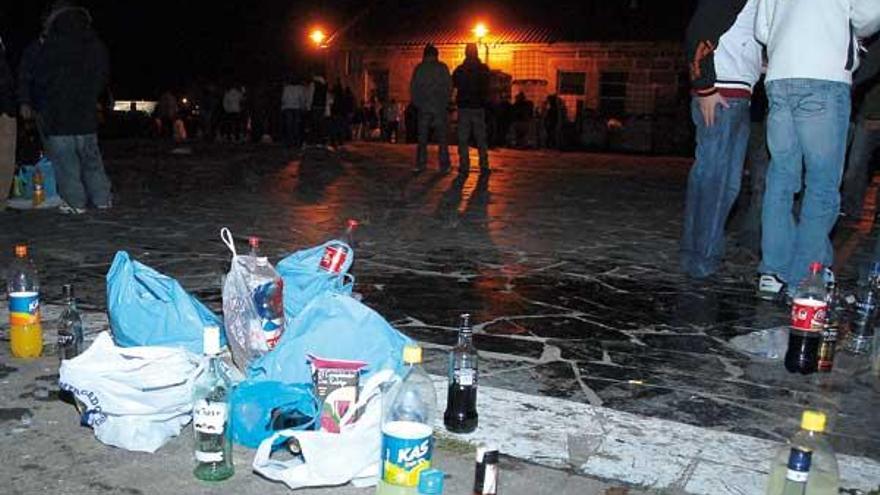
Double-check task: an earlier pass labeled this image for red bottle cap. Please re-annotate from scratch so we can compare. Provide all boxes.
[346,219,359,230]
[248,236,260,249]
[809,262,822,274]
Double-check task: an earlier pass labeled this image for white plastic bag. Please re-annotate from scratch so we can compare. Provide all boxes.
[221,227,285,371]
[252,369,396,489]
[58,332,201,453]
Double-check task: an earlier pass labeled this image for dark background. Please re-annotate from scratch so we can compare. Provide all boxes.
[1,0,695,99]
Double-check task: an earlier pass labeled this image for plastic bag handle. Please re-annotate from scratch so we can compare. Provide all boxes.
[220,227,237,257]
[339,369,394,427]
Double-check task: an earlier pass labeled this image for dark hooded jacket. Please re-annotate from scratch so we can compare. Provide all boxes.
[452,53,490,109]
[34,7,109,135]
[0,37,15,116]
[410,53,452,114]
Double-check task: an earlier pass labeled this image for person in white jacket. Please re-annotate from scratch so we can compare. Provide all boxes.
[755,0,880,299]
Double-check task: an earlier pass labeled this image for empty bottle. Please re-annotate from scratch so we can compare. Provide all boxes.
[445,313,479,433]
[765,411,838,495]
[247,236,285,349]
[847,281,876,355]
[378,345,438,494]
[786,263,826,374]
[57,284,84,361]
[192,326,234,482]
[7,244,43,358]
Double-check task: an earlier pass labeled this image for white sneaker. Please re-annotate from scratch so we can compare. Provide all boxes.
[757,274,785,300]
[58,201,86,215]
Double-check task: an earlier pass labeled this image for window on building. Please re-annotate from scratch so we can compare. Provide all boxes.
[600,72,628,116]
[557,71,587,96]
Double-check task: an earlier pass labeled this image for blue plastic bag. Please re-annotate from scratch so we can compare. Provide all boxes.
[276,241,354,324]
[229,380,319,448]
[14,156,58,199]
[248,292,411,385]
[106,251,225,354]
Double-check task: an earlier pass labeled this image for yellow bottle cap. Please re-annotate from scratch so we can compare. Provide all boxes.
[801,410,827,433]
[403,345,423,364]
[14,244,27,258]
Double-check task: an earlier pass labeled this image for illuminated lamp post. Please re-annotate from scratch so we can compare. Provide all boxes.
[472,22,489,64]
[309,28,327,48]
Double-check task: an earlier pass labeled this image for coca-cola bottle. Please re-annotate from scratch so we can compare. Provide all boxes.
[785,263,826,375]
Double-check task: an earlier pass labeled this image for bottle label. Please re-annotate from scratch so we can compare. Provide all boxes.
[9,292,40,326]
[482,464,499,494]
[791,298,826,332]
[785,468,809,483]
[454,368,477,387]
[194,400,227,435]
[319,244,349,273]
[195,450,224,463]
[381,421,433,487]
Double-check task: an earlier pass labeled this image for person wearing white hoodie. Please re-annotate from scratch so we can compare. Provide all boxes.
[680,0,763,278]
[755,0,880,299]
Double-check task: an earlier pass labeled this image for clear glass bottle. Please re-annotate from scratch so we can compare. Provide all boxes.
[445,313,479,433]
[765,411,839,495]
[57,284,84,361]
[192,326,234,481]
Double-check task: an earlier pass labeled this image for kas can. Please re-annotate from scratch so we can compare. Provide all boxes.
[319,244,349,273]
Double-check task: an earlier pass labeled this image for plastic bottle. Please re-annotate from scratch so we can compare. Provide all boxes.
[765,411,839,495]
[445,313,479,433]
[786,263,826,374]
[57,284,84,361]
[378,345,438,495]
[248,236,285,349]
[7,244,43,358]
[32,169,45,207]
[192,326,234,482]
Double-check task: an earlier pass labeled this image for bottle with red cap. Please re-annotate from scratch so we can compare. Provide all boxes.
[785,262,827,375]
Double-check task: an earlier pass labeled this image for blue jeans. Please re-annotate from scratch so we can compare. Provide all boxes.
[760,79,851,286]
[680,96,751,278]
[45,134,112,209]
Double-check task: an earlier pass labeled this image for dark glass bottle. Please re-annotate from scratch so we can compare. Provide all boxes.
[445,313,479,433]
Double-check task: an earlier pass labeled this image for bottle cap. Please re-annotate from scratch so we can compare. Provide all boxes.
[809,262,822,274]
[417,469,445,495]
[14,244,27,258]
[347,219,359,230]
[249,236,260,249]
[402,345,423,364]
[801,410,826,433]
[203,326,221,356]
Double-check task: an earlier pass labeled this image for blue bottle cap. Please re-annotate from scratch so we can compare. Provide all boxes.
[418,468,445,494]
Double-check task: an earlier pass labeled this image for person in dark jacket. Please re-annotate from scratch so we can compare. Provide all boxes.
[34,1,111,214]
[0,35,16,210]
[841,38,880,218]
[452,43,490,173]
[410,44,452,171]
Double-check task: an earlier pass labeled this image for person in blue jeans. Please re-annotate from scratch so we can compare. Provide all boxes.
[680,0,762,278]
[755,0,880,298]
[33,2,112,214]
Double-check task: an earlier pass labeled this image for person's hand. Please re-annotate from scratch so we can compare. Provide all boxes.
[697,92,729,127]
[19,104,33,120]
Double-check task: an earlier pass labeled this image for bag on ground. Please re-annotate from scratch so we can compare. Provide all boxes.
[247,292,411,385]
[252,369,395,489]
[58,332,201,453]
[220,228,285,371]
[106,251,225,355]
[229,380,319,448]
[12,156,58,199]
[276,240,354,324]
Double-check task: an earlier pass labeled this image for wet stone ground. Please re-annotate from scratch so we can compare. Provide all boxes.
[1,140,878,462]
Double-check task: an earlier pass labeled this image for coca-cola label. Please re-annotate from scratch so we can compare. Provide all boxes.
[319,245,348,273]
[791,298,826,332]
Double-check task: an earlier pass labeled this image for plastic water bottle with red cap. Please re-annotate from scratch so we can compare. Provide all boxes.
[785,262,827,375]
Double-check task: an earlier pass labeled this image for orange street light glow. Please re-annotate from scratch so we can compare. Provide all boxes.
[473,23,488,39]
[310,29,326,46]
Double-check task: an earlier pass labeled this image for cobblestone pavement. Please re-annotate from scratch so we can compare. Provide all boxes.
[1,140,878,488]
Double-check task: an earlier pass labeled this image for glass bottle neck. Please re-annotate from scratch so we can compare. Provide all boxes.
[66,297,77,310]
[458,329,473,346]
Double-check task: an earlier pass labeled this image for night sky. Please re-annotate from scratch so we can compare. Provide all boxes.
[1,0,695,99]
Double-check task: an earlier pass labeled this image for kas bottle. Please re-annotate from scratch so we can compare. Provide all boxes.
[7,244,43,358]
[765,411,839,495]
[445,313,479,434]
[786,263,826,375]
[192,326,234,482]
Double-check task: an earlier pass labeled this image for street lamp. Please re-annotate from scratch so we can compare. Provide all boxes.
[310,28,327,48]
[472,22,489,63]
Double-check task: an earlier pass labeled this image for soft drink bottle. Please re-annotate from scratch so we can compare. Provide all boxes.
[765,411,839,495]
[445,313,479,433]
[7,244,43,358]
[378,345,438,495]
[57,284,84,361]
[192,326,234,482]
[786,263,826,375]
[32,169,45,207]
[319,219,358,273]
[247,236,285,349]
